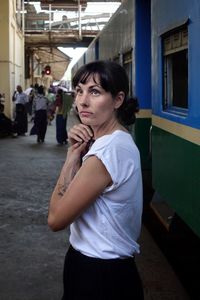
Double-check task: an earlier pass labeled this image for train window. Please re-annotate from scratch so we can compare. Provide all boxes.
[123,51,132,96]
[162,27,188,112]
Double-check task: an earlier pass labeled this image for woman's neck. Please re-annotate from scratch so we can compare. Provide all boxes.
[91,119,126,140]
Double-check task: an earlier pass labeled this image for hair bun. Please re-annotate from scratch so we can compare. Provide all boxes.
[119,97,139,126]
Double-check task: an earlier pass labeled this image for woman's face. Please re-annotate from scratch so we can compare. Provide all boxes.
[75,74,123,128]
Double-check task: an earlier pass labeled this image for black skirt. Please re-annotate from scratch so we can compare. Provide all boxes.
[15,104,28,134]
[61,245,144,300]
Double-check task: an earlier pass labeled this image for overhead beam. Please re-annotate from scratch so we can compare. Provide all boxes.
[25,30,96,47]
[40,0,87,11]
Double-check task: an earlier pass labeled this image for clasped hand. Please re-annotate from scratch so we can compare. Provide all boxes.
[67,124,94,159]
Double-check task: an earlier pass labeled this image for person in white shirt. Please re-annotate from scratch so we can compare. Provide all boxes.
[13,85,28,136]
[48,60,144,299]
[31,85,49,143]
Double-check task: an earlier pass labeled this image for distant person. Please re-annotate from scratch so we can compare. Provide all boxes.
[31,85,49,143]
[0,103,17,137]
[54,88,68,145]
[34,83,39,95]
[13,85,28,136]
[61,15,70,28]
[47,88,56,125]
[48,61,144,299]
[62,91,73,128]
[27,87,34,117]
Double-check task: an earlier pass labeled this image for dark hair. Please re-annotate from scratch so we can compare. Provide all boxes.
[38,85,44,95]
[0,103,4,112]
[72,60,139,125]
[57,88,63,95]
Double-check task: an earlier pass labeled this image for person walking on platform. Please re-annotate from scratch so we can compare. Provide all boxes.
[31,85,49,143]
[47,87,56,125]
[62,91,73,128]
[48,61,144,300]
[13,85,28,136]
[54,88,68,145]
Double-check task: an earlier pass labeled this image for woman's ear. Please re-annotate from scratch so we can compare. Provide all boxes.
[114,91,125,109]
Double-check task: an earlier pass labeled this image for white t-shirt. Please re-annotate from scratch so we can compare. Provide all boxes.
[70,130,143,259]
[15,92,28,105]
[33,95,48,111]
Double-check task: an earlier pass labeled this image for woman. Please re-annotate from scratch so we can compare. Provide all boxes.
[48,61,144,299]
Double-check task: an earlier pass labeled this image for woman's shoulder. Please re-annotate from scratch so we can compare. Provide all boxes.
[83,130,141,186]
[88,130,138,158]
[95,130,134,148]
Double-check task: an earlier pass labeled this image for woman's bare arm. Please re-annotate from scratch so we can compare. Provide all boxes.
[48,123,110,231]
[48,154,112,231]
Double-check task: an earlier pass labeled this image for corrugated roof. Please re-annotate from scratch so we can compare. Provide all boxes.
[34,47,71,80]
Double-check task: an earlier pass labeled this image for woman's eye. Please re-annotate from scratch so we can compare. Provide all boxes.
[76,89,82,95]
[90,89,100,96]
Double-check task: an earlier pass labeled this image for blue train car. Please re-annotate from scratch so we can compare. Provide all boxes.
[150,2,200,295]
[151,0,200,238]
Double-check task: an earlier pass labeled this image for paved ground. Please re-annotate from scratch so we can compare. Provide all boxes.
[0,117,70,300]
[0,111,190,300]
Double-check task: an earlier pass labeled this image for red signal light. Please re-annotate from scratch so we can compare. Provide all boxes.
[44,65,51,75]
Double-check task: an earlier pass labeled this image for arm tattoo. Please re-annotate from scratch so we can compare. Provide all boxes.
[57,166,78,197]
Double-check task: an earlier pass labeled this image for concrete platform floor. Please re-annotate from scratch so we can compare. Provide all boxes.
[0,112,190,300]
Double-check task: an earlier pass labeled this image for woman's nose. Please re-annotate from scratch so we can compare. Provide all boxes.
[79,92,89,106]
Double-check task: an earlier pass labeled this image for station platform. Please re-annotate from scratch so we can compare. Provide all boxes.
[0,111,190,300]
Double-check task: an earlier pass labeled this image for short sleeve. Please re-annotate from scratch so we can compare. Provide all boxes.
[83,137,136,193]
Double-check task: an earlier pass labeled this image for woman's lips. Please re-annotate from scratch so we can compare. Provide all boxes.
[79,111,92,117]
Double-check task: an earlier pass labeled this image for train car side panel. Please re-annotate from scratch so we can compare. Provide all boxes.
[152,124,200,237]
[151,0,200,237]
[85,39,97,63]
[98,0,135,61]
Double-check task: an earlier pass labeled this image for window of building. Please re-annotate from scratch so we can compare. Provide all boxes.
[162,26,188,113]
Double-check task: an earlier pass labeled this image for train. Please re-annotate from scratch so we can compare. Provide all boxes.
[72,0,200,296]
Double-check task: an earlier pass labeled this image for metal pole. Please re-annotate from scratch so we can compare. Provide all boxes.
[22,0,25,33]
[49,4,51,30]
[78,0,82,39]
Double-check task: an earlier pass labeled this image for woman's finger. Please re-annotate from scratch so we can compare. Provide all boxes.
[68,124,93,144]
